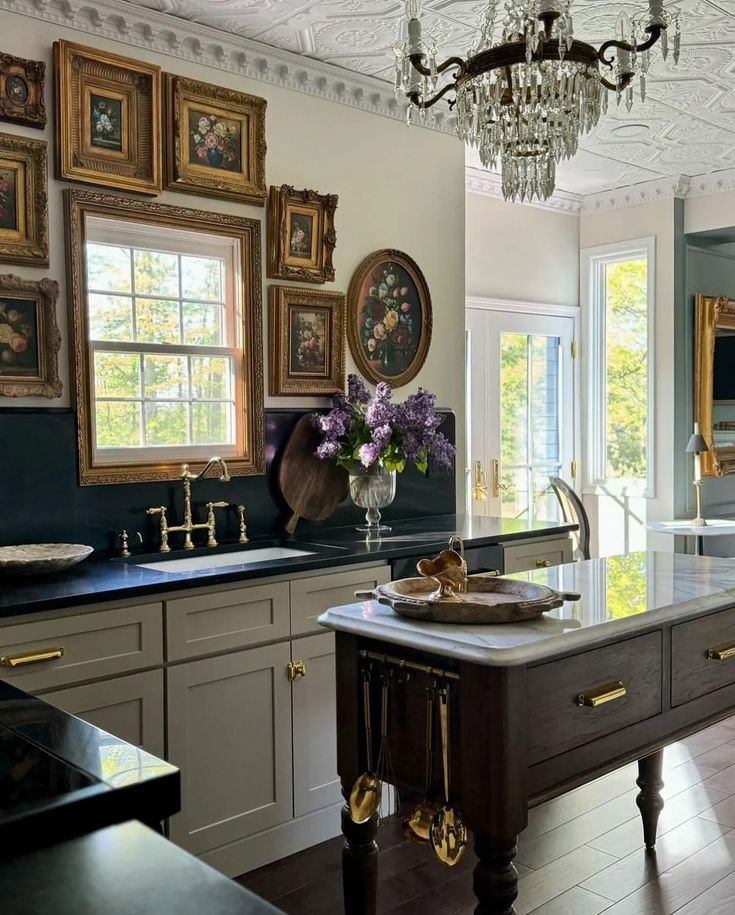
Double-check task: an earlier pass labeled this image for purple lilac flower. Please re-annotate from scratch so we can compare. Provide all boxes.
[426,432,455,469]
[316,440,340,460]
[318,406,351,439]
[371,423,393,450]
[359,442,381,468]
[347,373,370,405]
[365,382,393,428]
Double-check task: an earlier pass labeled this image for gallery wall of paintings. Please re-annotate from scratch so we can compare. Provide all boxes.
[0,6,465,483]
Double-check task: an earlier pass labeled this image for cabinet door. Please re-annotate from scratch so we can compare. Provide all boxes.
[290,565,391,636]
[39,669,164,757]
[167,642,293,856]
[291,633,341,817]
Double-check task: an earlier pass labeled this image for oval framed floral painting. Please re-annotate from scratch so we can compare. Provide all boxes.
[347,249,432,387]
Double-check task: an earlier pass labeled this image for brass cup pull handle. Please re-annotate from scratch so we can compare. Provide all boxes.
[1,647,65,668]
[287,660,307,682]
[707,644,735,661]
[536,560,552,568]
[576,681,626,708]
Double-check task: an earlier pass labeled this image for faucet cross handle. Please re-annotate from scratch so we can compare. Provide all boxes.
[206,501,230,548]
[146,506,171,553]
[237,505,249,545]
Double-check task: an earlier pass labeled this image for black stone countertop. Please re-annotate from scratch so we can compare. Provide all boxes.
[0,820,282,914]
[0,514,576,619]
[0,680,179,850]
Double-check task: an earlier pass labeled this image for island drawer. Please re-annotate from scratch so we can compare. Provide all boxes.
[526,631,662,764]
[0,604,163,692]
[671,606,735,706]
[165,582,290,661]
[290,565,391,636]
[502,537,574,574]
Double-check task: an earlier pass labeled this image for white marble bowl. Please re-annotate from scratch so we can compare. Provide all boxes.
[0,543,94,576]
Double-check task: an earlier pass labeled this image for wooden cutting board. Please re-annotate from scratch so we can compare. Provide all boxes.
[278,414,349,534]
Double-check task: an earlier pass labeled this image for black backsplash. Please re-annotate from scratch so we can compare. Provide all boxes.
[0,408,456,552]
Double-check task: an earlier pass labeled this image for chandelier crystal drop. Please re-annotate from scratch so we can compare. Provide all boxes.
[394,0,681,202]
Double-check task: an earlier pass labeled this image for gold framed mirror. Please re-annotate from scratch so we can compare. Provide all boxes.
[695,293,735,477]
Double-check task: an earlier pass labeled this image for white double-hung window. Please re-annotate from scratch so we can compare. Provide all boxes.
[583,237,655,498]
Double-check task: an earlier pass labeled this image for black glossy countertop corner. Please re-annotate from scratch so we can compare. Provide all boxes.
[0,680,179,849]
[0,514,576,619]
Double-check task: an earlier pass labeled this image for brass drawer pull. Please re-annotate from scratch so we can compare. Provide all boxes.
[706,644,735,661]
[576,681,626,708]
[287,660,307,682]
[536,560,552,568]
[0,647,65,668]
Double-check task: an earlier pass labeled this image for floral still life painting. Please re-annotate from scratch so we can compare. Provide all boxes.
[0,295,37,375]
[90,95,122,152]
[188,110,242,172]
[347,249,432,387]
[290,309,327,375]
[0,168,16,231]
[0,275,61,398]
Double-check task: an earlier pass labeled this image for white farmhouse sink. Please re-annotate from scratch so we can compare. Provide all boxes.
[137,546,316,574]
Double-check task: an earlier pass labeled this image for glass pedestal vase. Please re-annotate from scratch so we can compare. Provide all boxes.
[348,464,396,533]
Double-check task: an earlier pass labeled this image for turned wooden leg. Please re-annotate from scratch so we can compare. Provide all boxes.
[341,782,378,915]
[473,836,519,915]
[637,749,665,850]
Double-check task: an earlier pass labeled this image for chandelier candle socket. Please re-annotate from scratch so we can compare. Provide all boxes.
[394,0,681,202]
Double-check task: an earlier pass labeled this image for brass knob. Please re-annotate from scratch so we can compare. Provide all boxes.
[287,660,307,682]
[536,560,552,568]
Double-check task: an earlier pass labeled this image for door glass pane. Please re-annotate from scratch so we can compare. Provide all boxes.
[531,336,560,465]
[501,466,529,521]
[500,333,529,467]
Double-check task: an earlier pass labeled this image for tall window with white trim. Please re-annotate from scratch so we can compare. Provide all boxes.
[585,238,655,497]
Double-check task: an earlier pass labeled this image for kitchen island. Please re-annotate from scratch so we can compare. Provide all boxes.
[319,552,735,915]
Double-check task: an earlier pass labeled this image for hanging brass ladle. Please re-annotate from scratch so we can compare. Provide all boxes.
[349,670,382,824]
[430,684,468,866]
[402,686,440,844]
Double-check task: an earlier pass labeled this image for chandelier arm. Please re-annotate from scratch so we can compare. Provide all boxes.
[597,25,663,67]
[598,73,633,92]
[407,82,458,110]
[409,53,467,79]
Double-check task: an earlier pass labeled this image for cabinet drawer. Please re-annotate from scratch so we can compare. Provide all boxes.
[166,582,290,661]
[0,604,163,692]
[526,632,662,764]
[502,537,573,574]
[671,605,735,706]
[290,565,391,636]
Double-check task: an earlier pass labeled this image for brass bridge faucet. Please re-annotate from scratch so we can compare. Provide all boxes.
[147,457,231,552]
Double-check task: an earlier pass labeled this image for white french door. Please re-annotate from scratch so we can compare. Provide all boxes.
[467,305,578,521]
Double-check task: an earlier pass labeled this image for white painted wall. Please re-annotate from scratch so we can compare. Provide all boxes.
[580,198,676,554]
[0,8,467,498]
[465,191,579,307]
[686,191,735,234]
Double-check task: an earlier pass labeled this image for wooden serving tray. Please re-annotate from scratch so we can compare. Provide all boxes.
[359,576,581,624]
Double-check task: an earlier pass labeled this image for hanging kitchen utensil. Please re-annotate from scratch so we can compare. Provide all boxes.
[374,671,400,824]
[430,684,468,866]
[349,669,382,824]
[402,685,441,844]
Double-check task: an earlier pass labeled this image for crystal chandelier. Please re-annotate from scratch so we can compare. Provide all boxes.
[394,0,681,202]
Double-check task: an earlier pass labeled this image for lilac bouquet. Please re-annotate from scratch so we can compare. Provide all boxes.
[316,374,455,475]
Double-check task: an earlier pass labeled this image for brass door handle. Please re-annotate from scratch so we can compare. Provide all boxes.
[492,459,501,498]
[288,660,307,681]
[576,681,626,708]
[536,560,552,568]
[473,460,488,501]
[0,647,64,668]
[707,644,735,661]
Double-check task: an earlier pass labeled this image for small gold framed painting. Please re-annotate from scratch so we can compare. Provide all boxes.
[165,74,267,204]
[269,285,345,396]
[0,53,46,129]
[0,275,62,398]
[268,185,337,284]
[54,40,162,195]
[0,132,49,266]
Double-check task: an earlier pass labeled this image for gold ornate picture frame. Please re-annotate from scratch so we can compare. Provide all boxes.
[55,40,162,195]
[268,185,337,284]
[0,54,46,129]
[0,132,49,266]
[0,274,62,398]
[165,74,267,204]
[269,285,345,396]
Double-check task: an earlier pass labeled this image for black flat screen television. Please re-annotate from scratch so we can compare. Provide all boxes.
[713,335,735,402]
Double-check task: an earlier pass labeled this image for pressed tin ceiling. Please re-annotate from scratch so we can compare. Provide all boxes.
[127,0,735,196]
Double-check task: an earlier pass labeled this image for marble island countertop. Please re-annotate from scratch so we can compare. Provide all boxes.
[0,514,575,619]
[318,551,735,666]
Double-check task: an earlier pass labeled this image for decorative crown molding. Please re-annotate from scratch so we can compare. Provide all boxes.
[580,175,691,213]
[686,169,735,198]
[465,166,583,216]
[0,0,456,133]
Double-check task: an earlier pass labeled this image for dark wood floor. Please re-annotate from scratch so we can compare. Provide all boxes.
[238,718,735,914]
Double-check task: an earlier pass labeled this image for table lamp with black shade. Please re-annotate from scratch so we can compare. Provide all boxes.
[686,423,709,527]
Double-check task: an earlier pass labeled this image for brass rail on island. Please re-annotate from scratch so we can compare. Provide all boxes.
[358,649,460,681]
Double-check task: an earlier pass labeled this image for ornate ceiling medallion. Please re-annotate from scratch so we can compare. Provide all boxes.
[394,0,681,202]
